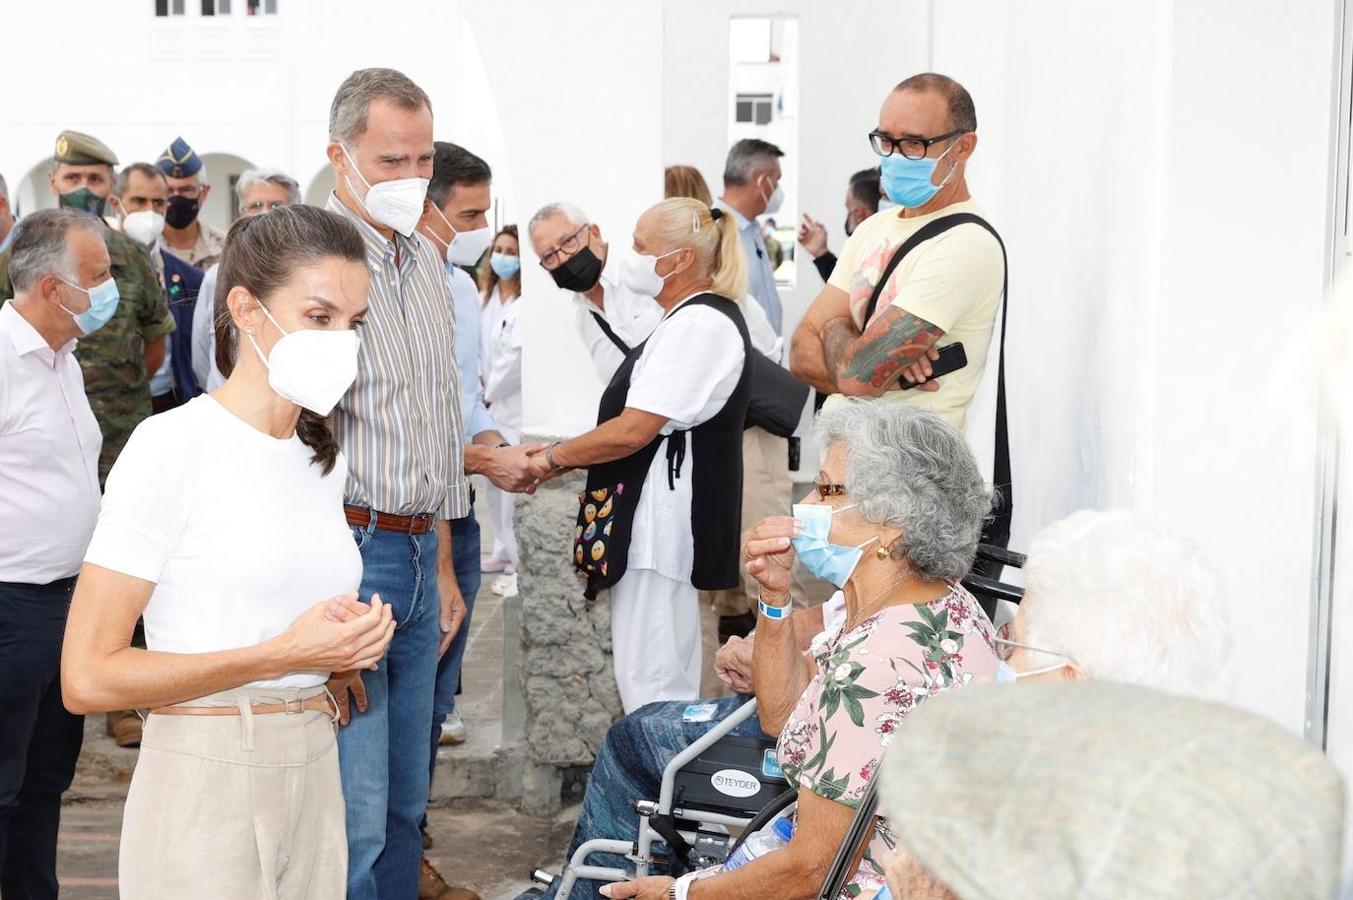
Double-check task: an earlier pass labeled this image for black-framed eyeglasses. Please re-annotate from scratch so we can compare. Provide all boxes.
[538,223,590,270]
[813,480,847,498]
[868,129,965,160]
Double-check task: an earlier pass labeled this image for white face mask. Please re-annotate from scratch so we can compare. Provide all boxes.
[245,300,359,416]
[122,210,165,247]
[340,144,429,238]
[428,204,493,266]
[616,246,682,297]
[759,175,785,216]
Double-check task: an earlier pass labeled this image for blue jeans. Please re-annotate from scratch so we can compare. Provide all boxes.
[339,522,441,900]
[531,695,767,900]
[423,511,481,830]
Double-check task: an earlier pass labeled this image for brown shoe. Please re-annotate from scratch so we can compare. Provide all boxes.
[419,857,480,900]
[105,710,142,748]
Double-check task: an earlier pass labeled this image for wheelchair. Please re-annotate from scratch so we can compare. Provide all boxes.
[530,544,1025,899]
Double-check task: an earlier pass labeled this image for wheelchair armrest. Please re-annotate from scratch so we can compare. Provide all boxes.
[960,573,1025,605]
[975,543,1027,569]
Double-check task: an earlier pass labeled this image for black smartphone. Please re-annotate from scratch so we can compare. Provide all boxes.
[899,342,967,390]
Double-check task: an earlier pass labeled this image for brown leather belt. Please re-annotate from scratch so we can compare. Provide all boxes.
[344,504,435,535]
[150,695,336,717]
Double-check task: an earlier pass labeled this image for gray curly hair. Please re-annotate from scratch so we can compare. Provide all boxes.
[815,401,991,581]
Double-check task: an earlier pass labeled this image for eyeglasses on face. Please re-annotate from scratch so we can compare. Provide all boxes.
[538,223,590,270]
[868,129,965,160]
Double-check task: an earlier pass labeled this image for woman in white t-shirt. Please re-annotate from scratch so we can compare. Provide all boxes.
[478,225,523,595]
[528,198,752,713]
[61,206,394,899]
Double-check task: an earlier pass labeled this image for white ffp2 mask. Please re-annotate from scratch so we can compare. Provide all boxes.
[616,246,682,297]
[429,204,493,265]
[341,144,429,238]
[122,210,166,247]
[246,302,359,416]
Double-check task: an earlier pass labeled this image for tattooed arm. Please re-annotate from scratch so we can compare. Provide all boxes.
[834,305,946,397]
[788,284,853,393]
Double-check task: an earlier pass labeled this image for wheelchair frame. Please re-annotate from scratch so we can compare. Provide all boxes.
[536,544,1027,899]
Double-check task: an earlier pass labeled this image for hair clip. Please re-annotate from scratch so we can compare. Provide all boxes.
[692,210,701,233]
[709,207,724,222]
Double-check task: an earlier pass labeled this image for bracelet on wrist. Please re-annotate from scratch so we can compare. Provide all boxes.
[757,589,791,620]
[545,441,564,471]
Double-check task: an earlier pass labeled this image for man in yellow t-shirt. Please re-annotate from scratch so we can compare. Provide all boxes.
[790,73,1004,433]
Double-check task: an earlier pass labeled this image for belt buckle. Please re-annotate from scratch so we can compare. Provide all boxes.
[411,513,433,534]
[282,698,304,715]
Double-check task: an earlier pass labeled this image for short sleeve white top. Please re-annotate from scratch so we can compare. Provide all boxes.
[623,295,746,581]
[84,395,362,690]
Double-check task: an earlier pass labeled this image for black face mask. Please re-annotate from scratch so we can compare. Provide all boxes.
[845,216,856,238]
[550,245,604,292]
[165,194,201,230]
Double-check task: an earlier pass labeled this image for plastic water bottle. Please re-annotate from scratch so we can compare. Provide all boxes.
[722,816,794,871]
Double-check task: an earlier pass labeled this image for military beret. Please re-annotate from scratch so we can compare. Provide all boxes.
[53,129,118,166]
[156,136,202,179]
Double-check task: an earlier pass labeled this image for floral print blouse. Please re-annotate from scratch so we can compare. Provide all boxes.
[777,583,999,897]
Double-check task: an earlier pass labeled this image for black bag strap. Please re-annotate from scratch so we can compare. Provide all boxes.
[590,310,631,356]
[859,212,1011,540]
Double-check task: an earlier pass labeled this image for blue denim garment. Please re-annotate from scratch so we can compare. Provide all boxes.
[338,521,441,900]
[528,695,768,899]
[423,511,483,830]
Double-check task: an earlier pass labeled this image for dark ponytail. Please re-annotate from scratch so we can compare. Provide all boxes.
[213,205,366,475]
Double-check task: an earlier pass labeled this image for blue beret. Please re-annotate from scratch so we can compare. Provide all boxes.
[156,136,202,179]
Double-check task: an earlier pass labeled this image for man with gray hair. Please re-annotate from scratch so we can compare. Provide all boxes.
[527,201,661,383]
[0,208,108,897]
[322,67,476,900]
[0,173,14,252]
[189,167,301,391]
[716,138,786,334]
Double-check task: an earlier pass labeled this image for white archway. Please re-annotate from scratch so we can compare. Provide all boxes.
[304,165,335,207]
[15,158,58,217]
[199,152,256,231]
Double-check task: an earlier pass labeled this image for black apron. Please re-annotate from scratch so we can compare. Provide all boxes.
[573,293,752,601]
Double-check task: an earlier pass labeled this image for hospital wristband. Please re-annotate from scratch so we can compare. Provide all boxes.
[757,589,792,620]
[669,873,695,900]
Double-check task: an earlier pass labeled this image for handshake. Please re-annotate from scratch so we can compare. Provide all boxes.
[473,442,568,494]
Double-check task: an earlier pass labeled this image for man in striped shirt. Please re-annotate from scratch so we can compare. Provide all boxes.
[321,68,478,900]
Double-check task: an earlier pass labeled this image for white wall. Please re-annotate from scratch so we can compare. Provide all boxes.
[663,0,929,350]
[931,0,1338,734]
[0,1,467,230]
[462,2,664,439]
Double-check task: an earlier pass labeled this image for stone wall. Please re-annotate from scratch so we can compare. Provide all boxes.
[513,463,622,812]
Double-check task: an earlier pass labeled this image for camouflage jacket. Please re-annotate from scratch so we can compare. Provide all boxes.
[0,224,175,483]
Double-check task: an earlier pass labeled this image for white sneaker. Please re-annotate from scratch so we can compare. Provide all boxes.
[490,572,519,598]
[440,711,467,745]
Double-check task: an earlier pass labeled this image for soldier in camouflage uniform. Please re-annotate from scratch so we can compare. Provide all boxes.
[0,130,174,485]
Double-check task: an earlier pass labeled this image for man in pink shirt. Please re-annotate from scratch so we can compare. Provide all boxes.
[0,208,108,898]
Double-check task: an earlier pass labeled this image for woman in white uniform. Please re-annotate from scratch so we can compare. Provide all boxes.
[60,206,396,898]
[479,226,523,594]
[529,198,752,713]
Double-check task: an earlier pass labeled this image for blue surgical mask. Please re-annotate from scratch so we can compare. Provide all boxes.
[875,886,894,900]
[879,138,961,209]
[58,276,120,335]
[791,502,878,589]
[489,252,521,279]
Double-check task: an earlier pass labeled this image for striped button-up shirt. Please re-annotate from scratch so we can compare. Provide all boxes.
[326,193,469,520]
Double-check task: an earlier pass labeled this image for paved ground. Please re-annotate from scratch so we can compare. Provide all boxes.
[55,796,577,900]
[55,484,578,898]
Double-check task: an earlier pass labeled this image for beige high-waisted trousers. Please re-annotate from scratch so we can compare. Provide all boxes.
[118,685,346,900]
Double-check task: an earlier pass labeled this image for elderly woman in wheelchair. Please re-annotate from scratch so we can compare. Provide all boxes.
[596,402,1001,900]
